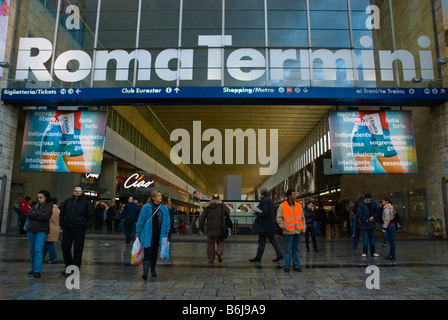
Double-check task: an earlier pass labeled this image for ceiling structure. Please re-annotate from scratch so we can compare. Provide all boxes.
[148,104,334,195]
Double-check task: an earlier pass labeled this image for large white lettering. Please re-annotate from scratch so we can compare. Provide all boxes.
[15,35,434,84]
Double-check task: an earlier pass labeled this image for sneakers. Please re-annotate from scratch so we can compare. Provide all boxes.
[249,258,261,262]
[372,253,380,257]
[272,256,283,262]
[385,255,396,260]
[362,253,367,258]
[48,260,57,264]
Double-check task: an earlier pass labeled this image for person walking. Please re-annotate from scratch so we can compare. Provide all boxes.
[356,193,380,258]
[167,198,176,239]
[60,185,94,276]
[121,197,140,243]
[199,194,230,264]
[352,197,363,249]
[276,189,305,272]
[249,187,283,263]
[43,198,60,264]
[377,200,387,247]
[19,196,32,235]
[304,201,319,253]
[136,190,171,281]
[25,190,53,278]
[381,197,396,260]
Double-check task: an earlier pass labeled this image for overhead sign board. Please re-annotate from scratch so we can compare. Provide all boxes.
[2,86,448,106]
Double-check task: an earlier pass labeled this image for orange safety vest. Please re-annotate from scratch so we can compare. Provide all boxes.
[281,201,304,231]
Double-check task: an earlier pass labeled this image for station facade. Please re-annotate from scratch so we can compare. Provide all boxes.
[1,0,448,238]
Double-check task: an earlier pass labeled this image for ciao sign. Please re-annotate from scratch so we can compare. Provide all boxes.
[123,173,155,189]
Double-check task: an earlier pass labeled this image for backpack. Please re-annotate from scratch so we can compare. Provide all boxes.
[393,211,403,230]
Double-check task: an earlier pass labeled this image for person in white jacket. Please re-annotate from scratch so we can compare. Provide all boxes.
[381,197,396,260]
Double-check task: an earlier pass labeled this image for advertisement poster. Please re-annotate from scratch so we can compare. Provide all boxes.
[0,0,10,77]
[21,110,107,173]
[328,110,418,174]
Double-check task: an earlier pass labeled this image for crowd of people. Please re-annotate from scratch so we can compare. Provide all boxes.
[17,185,399,281]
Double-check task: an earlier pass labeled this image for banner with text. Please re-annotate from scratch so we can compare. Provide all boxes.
[21,110,107,173]
[328,110,418,174]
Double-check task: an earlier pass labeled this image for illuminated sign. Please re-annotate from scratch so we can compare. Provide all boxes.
[328,110,418,174]
[123,173,155,189]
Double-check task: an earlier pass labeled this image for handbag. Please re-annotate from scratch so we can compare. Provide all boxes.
[394,211,403,230]
[131,237,144,265]
[159,237,170,260]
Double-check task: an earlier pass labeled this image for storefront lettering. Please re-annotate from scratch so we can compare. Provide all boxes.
[123,173,154,189]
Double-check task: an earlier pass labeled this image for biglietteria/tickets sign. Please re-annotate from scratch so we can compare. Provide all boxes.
[328,110,418,174]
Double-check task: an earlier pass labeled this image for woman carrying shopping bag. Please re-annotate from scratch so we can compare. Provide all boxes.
[136,190,171,281]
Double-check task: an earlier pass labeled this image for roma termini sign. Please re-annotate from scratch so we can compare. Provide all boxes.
[14,34,436,84]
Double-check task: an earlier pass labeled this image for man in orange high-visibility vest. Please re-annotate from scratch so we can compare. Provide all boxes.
[276,189,306,272]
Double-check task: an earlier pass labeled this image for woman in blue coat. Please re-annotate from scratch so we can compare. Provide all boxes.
[136,190,170,281]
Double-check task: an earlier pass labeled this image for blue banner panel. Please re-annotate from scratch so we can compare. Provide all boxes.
[2,86,448,106]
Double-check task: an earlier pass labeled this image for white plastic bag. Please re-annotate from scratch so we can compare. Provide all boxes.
[159,237,170,260]
[131,237,144,265]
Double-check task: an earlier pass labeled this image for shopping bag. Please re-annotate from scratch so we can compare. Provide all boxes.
[159,237,170,260]
[131,238,144,265]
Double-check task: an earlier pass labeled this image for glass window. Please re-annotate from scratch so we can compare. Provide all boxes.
[137,0,180,87]
[310,6,351,48]
[51,0,99,88]
[225,0,265,48]
[267,0,308,48]
[140,0,180,48]
[93,0,139,87]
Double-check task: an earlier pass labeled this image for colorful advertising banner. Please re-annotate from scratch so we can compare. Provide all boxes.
[21,110,107,173]
[0,0,10,77]
[328,110,418,174]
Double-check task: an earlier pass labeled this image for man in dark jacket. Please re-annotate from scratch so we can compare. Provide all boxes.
[121,197,140,243]
[199,194,230,263]
[249,187,283,262]
[60,185,94,275]
[356,193,380,258]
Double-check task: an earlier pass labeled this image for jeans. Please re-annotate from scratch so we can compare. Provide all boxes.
[386,225,396,257]
[43,242,57,261]
[350,219,356,237]
[362,228,376,255]
[255,235,283,259]
[27,231,47,273]
[283,234,301,268]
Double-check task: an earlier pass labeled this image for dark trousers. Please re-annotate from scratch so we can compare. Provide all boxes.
[143,240,160,276]
[61,226,86,269]
[124,219,136,243]
[255,235,283,259]
[305,227,318,252]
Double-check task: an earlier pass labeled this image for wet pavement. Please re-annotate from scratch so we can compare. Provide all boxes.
[1,229,448,301]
